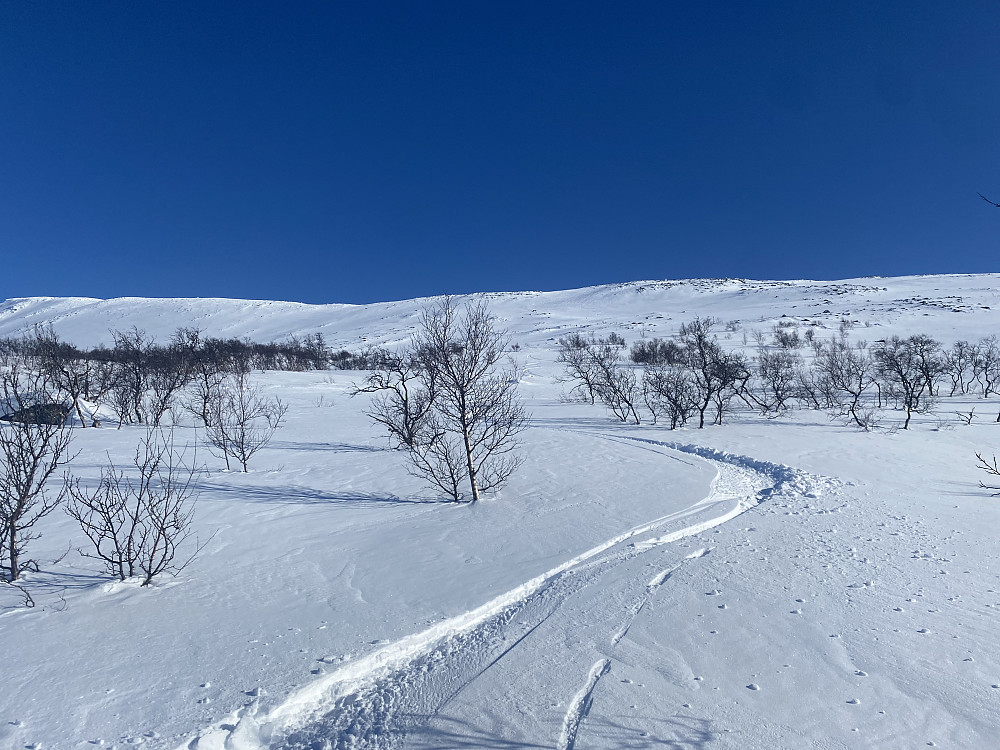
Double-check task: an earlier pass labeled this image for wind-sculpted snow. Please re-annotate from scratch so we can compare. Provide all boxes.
[178,441,823,750]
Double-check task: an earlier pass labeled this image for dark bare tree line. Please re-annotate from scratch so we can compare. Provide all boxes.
[0,325,380,430]
[558,318,1000,431]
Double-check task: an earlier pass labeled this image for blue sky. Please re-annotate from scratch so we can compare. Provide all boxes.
[1,1,998,304]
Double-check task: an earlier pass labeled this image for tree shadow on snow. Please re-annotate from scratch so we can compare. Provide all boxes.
[1,568,109,613]
[193,481,440,507]
[397,715,549,749]
[267,440,388,453]
[528,415,623,431]
[933,478,999,498]
[398,712,715,750]
[576,713,717,749]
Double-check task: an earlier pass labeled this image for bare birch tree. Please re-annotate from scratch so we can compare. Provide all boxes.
[407,299,527,503]
[205,370,287,471]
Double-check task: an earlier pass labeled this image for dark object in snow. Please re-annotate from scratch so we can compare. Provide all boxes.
[1,403,71,425]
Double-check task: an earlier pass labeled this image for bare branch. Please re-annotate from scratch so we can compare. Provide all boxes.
[976,452,1000,496]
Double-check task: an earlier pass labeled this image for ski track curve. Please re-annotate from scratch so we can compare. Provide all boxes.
[557,659,612,750]
[177,437,828,750]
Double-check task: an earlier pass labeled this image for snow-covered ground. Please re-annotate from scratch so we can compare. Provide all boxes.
[1,274,999,749]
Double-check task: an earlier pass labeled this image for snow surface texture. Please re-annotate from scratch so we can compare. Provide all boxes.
[0,274,998,749]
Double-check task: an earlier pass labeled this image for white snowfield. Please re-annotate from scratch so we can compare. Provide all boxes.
[0,274,998,749]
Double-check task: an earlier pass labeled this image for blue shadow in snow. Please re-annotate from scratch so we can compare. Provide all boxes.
[268,440,389,453]
[194,481,441,507]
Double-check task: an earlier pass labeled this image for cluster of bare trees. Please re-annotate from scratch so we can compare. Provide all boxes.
[1,346,208,599]
[0,357,74,586]
[66,429,203,586]
[1,325,288,473]
[0,326,294,599]
[1,327,366,433]
[355,299,527,503]
[560,319,1000,432]
[559,320,750,429]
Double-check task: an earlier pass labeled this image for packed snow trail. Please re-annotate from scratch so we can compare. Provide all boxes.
[179,441,822,750]
[557,659,612,750]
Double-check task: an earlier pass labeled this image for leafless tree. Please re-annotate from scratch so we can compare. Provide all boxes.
[587,341,641,424]
[678,317,744,428]
[710,352,751,426]
[873,336,938,429]
[0,358,74,582]
[772,324,802,350]
[407,299,527,503]
[910,334,946,397]
[813,335,877,429]
[352,348,436,449]
[184,365,226,428]
[971,336,1000,399]
[630,338,683,366]
[746,348,801,417]
[205,370,287,471]
[66,428,204,586]
[944,340,976,396]
[556,333,601,404]
[29,324,96,427]
[143,328,200,425]
[109,327,155,427]
[642,363,697,428]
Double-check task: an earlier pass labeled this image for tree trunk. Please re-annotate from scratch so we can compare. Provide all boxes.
[8,528,18,581]
[74,398,89,428]
[460,408,480,502]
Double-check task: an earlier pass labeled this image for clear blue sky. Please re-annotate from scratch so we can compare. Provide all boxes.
[2,1,998,304]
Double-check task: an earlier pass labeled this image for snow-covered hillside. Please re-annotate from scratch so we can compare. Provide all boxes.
[1,275,999,750]
[3,274,999,351]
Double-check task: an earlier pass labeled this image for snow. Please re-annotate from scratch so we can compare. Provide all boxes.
[0,274,998,749]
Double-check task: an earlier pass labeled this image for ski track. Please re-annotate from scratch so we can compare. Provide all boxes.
[557,659,612,750]
[178,438,826,750]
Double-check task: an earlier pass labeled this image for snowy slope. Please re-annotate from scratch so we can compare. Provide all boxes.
[3,274,998,350]
[0,274,999,750]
